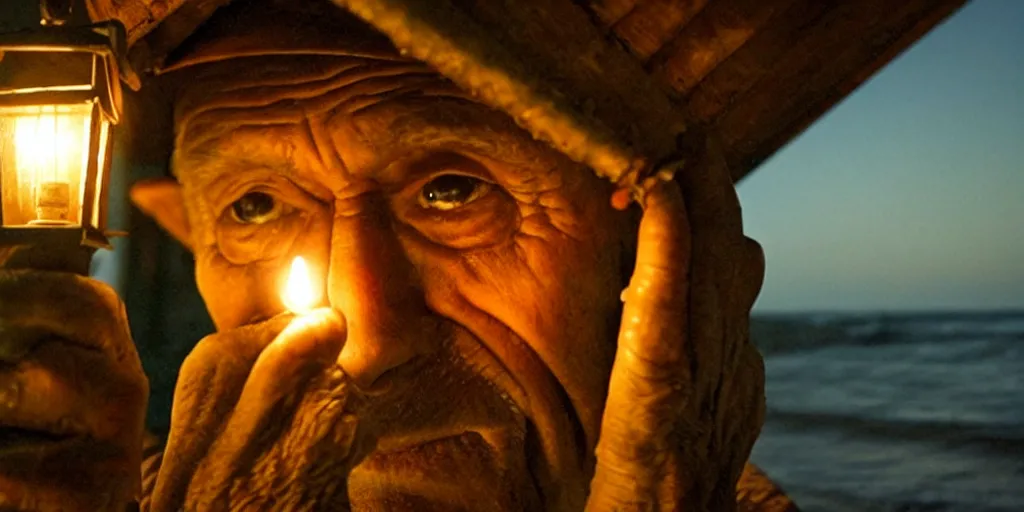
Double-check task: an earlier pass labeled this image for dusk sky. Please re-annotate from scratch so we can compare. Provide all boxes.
[738,0,1024,312]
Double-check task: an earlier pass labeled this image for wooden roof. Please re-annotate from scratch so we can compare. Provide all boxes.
[583,0,967,181]
[84,0,967,183]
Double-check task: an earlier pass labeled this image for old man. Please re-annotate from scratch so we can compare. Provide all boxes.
[0,0,777,510]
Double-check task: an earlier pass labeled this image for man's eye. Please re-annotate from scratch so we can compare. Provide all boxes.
[418,174,491,211]
[230,191,282,224]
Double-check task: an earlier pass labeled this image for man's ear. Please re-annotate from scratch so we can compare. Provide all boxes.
[130,177,193,252]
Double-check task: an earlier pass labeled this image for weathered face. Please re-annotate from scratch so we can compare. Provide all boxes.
[164,52,636,509]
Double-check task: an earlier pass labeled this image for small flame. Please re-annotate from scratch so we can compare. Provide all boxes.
[283,256,318,315]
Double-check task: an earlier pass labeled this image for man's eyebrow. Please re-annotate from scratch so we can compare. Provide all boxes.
[176,147,297,185]
[174,120,310,180]
[173,144,334,210]
[378,101,565,179]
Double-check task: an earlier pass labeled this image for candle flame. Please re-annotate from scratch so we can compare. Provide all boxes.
[283,256,318,315]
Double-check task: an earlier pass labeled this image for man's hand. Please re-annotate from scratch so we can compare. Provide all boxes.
[588,136,766,511]
[0,270,148,512]
[149,309,355,512]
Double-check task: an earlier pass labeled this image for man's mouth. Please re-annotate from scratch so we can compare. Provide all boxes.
[339,355,537,510]
[348,426,542,511]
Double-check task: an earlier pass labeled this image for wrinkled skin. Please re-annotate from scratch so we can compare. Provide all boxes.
[0,12,765,512]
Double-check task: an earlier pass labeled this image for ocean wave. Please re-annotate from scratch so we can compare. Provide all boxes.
[753,413,1024,512]
[782,487,1017,512]
[752,311,1024,511]
[751,311,1024,354]
[764,408,1024,456]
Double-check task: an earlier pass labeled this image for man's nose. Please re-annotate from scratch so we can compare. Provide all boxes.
[327,196,433,390]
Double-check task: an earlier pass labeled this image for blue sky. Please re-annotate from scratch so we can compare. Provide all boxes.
[738,0,1024,312]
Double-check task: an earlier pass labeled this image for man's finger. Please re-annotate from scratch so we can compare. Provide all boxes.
[620,179,691,378]
[151,315,292,512]
[589,179,691,510]
[186,308,346,505]
[215,308,346,451]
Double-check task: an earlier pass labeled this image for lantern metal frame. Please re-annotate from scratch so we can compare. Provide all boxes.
[0,19,131,255]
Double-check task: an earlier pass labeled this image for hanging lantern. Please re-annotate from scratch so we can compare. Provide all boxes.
[0,0,134,274]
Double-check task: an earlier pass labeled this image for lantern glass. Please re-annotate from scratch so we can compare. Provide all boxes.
[0,19,128,255]
[0,103,94,226]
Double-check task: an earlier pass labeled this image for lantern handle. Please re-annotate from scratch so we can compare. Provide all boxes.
[32,0,141,92]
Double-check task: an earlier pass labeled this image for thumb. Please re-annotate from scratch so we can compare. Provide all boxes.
[185,309,346,506]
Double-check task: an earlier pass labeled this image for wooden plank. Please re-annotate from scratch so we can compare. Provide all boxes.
[840,0,967,106]
[714,0,895,151]
[611,0,711,61]
[87,0,232,73]
[649,0,798,94]
[726,0,967,181]
[712,0,967,181]
[586,0,641,26]
[684,0,838,124]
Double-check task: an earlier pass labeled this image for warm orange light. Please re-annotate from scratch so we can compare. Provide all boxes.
[283,256,319,315]
[1,104,91,226]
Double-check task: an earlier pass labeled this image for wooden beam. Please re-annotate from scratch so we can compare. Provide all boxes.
[587,0,641,26]
[86,0,191,45]
[684,0,837,124]
[712,0,967,181]
[611,0,711,62]
[649,0,799,95]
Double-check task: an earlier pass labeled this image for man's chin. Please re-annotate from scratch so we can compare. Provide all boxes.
[348,429,542,511]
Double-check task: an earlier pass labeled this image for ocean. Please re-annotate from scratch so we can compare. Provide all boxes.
[750,311,1024,512]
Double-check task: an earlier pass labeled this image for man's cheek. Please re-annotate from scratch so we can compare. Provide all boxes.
[412,237,577,367]
[450,235,621,443]
[195,252,277,330]
[195,236,332,331]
